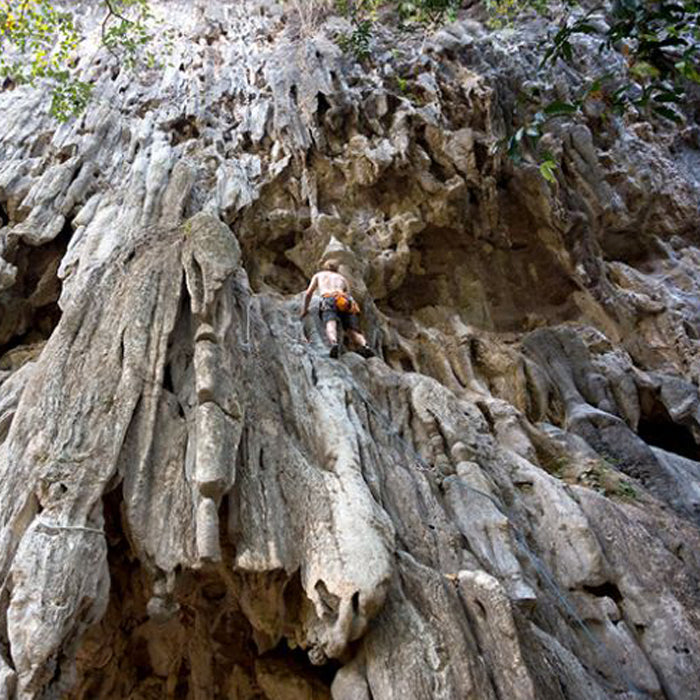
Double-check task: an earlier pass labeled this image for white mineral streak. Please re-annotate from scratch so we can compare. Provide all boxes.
[1,0,700,698]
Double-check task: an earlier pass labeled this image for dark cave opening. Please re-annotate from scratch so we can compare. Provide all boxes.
[0,218,73,365]
[164,115,201,146]
[244,229,306,295]
[271,232,306,292]
[599,227,666,266]
[683,319,700,340]
[637,399,700,461]
[70,487,338,699]
[384,346,416,373]
[258,636,340,693]
[582,581,623,603]
[636,383,700,461]
[381,225,579,332]
[71,483,145,699]
[317,91,331,118]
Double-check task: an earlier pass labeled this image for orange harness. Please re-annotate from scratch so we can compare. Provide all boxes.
[322,291,360,315]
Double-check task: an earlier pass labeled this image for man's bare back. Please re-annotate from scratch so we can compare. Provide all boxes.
[300,268,351,318]
[300,261,374,359]
[313,270,350,296]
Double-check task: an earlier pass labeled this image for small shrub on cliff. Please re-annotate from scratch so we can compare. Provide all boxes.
[334,0,459,57]
[331,0,700,178]
[577,459,639,501]
[505,0,700,170]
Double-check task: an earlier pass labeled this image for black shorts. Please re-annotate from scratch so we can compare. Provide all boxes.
[319,297,360,331]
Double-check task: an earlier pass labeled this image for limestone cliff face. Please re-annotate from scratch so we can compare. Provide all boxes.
[1,1,700,698]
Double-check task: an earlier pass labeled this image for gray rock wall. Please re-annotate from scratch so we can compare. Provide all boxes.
[1,1,700,698]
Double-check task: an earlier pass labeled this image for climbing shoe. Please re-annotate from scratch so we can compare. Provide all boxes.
[358,345,375,359]
[329,344,340,359]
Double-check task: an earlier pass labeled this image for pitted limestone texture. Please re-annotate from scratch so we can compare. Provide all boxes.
[1,0,700,698]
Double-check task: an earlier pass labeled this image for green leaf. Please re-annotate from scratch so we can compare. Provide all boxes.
[539,159,558,183]
[562,41,573,61]
[676,60,700,83]
[630,61,661,79]
[588,77,603,93]
[652,105,683,122]
[543,100,579,116]
[652,91,679,103]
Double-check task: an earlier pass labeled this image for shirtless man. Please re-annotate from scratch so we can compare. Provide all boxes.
[300,260,375,359]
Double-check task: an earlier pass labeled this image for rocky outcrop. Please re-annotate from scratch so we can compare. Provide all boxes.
[1,1,700,698]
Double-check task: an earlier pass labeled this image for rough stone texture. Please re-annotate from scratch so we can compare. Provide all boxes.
[1,1,700,698]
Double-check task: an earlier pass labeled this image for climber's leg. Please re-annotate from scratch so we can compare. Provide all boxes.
[346,323,375,358]
[319,303,342,357]
[325,319,339,345]
[325,319,340,357]
[347,329,368,347]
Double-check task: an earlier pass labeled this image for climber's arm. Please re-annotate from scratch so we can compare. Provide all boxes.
[300,274,319,318]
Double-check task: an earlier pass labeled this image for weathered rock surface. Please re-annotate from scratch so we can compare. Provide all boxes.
[1,1,700,698]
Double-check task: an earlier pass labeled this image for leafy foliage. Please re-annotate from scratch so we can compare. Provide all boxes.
[538,154,557,182]
[101,0,164,70]
[0,0,85,119]
[539,0,700,121]
[1,0,699,169]
[0,0,165,120]
[497,0,700,179]
[332,0,700,181]
[394,0,460,27]
[485,0,547,29]
[335,0,459,58]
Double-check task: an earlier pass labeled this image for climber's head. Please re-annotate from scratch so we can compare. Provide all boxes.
[322,260,339,272]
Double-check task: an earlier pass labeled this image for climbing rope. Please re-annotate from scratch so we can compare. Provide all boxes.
[35,516,104,535]
[241,294,252,352]
[331,358,649,698]
[232,280,253,353]
[511,531,647,697]
[237,299,649,696]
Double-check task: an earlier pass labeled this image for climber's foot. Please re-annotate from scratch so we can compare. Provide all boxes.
[329,344,340,359]
[358,345,375,359]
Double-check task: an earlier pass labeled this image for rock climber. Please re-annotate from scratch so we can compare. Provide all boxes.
[300,260,375,359]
